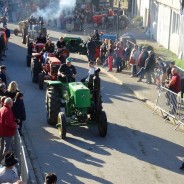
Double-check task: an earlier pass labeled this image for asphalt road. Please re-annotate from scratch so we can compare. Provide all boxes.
[3,23,184,184]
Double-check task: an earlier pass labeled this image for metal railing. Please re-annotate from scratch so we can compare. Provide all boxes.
[153,86,184,130]
[14,132,31,183]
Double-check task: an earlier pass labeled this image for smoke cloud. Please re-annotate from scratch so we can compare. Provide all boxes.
[32,0,76,20]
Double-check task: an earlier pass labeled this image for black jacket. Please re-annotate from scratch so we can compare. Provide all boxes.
[145,54,156,72]
[12,99,26,121]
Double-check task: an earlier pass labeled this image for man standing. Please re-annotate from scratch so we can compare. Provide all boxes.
[58,57,77,83]
[0,98,16,155]
[87,37,96,62]
[4,26,10,50]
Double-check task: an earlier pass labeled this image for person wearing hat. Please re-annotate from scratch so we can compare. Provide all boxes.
[0,65,7,86]
[0,153,20,183]
[58,57,77,83]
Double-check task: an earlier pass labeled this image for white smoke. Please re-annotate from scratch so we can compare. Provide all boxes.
[32,0,76,20]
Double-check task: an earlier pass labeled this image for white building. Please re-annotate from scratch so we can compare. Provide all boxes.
[131,0,184,59]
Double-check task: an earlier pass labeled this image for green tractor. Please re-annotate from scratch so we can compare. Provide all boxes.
[45,69,107,139]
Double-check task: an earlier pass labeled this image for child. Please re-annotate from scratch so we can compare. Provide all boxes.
[12,92,26,136]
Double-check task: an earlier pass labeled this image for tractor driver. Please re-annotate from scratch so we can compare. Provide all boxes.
[35,33,47,44]
[58,57,77,83]
[42,39,55,53]
[56,37,66,50]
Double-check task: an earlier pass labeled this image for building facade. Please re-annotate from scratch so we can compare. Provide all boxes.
[131,0,184,59]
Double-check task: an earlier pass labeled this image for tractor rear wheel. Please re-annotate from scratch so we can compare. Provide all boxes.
[26,54,31,67]
[38,73,44,90]
[22,28,28,44]
[31,59,39,83]
[46,86,61,125]
[93,23,98,28]
[14,29,19,36]
[98,111,107,137]
[119,16,128,29]
[57,112,67,139]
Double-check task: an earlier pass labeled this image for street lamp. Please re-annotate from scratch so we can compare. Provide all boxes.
[117,0,121,39]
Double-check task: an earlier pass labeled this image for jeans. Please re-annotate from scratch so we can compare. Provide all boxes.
[3,136,13,154]
[88,53,95,61]
[116,57,122,71]
[131,65,137,75]
[136,67,146,79]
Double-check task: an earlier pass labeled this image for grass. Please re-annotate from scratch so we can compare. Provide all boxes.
[137,40,184,69]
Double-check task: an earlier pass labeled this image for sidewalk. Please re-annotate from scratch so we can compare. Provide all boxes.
[101,67,158,109]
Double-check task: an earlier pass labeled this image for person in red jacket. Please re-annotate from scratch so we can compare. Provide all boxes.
[0,97,16,155]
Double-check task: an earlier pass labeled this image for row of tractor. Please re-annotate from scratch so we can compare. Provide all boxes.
[25,34,108,139]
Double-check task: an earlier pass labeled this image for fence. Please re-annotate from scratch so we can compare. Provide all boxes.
[153,86,184,130]
[14,132,33,184]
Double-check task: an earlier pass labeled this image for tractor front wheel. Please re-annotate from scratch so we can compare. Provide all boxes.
[31,59,39,83]
[57,112,67,139]
[45,86,61,125]
[98,111,107,137]
[38,73,44,90]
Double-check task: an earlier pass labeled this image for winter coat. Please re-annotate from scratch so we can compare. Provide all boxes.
[0,104,16,137]
[145,54,156,72]
[12,99,26,121]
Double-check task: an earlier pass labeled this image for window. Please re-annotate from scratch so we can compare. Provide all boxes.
[172,11,180,34]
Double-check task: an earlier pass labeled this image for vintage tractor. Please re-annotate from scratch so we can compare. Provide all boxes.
[38,56,61,90]
[27,42,45,67]
[45,69,107,139]
[63,37,83,53]
[14,20,47,45]
[31,52,55,83]
[92,13,128,29]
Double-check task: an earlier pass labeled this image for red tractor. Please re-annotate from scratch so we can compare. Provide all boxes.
[92,12,128,29]
[38,57,61,90]
[27,42,45,67]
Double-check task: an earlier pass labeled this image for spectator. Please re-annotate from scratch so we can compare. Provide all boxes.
[12,92,26,136]
[100,39,107,65]
[0,83,8,97]
[92,30,100,41]
[0,153,20,183]
[114,42,123,73]
[0,65,7,86]
[123,42,131,69]
[165,68,181,94]
[164,68,181,119]
[129,44,140,76]
[45,173,57,184]
[107,47,114,72]
[166,61,175,80]
[86,38,96,62]
[0,97,16,155]
[81,61,95,82]
[4,25,10,50]
[137,46,149,68]
[136,50,156,83]
[7,81,20,99]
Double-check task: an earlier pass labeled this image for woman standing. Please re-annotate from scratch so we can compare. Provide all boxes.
[12,92,26,136]
[7,81,20,99]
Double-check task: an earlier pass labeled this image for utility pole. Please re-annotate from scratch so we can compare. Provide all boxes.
[117,0,121,39]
